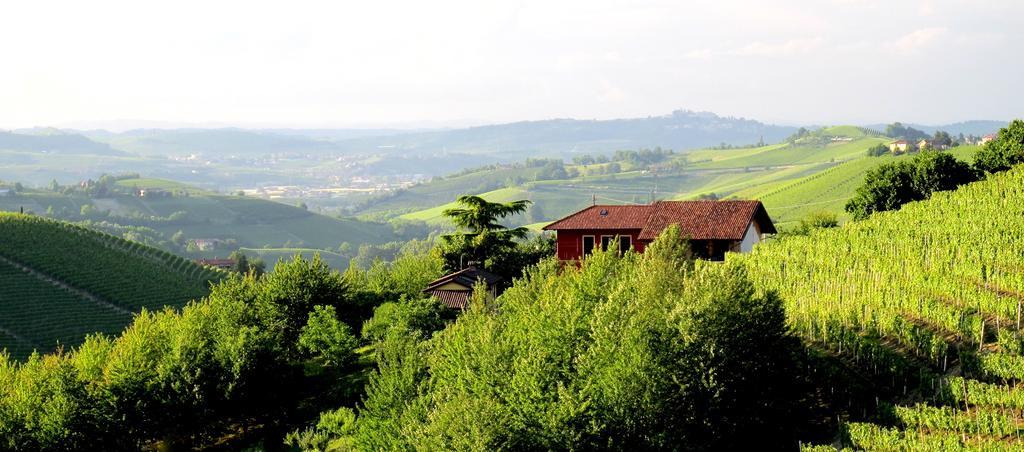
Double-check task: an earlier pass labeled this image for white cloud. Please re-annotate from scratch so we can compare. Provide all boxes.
[728,37,826,57]
[885,27,948,54]
[598,80,627,103]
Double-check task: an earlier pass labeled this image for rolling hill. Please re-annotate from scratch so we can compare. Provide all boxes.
[378,127,979,229]
[0,177,409,265]
[735,164,1024,450]
[0,213,224,360]
[322,110,796,157]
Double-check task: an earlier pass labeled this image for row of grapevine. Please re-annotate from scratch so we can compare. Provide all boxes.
[0,260,132,359]
[0,213,222,312]
[0,213,226,359]
[845,422,1021,451]
[735,166,1024,449]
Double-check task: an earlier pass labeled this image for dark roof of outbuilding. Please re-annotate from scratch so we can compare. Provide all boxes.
[543,200,776,241]
[424,266,503,292]
[429,290,472,310]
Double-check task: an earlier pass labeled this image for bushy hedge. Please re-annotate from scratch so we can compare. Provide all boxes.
[309,226,803,450]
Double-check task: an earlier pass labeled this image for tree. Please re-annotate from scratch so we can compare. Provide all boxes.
[932,130,953,148]
[256,255,351,358]
[885,122,927,141]
[442,195,530,235]
[911,151,978,194]
[171,230,186,247]
[228,250,266,277]
[846,151,978,220]
[845,161,921,220]
[974,119,1024,173]
[866,143,889,157]
[298,305,359,367]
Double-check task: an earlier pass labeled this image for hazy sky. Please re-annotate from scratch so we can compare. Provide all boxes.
[1,0,1021,129]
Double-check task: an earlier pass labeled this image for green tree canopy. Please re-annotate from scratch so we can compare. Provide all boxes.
[438,195,534,273]
[974,119,1024,173]
[846,151,977,220]
[333,227,802,449]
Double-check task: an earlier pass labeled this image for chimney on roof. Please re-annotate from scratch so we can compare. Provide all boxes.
[592,193,596,206]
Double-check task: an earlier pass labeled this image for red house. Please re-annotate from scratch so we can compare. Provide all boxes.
[543,200,776,261]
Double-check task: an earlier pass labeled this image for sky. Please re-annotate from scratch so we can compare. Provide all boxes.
[1,0,1021,130]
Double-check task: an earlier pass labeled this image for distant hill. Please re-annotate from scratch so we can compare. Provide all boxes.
[864,120,1007,137]
[0,129,125,156]
[326,110,797,158]
[75,110,794,160]
[0,213,223,360]
[93,128,340,156]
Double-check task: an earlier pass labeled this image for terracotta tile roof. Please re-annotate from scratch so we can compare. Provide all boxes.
[638,200,774,240]
[424,267,503,292]
[544,200,776,241]
[541,205,651,231]
[428,290,472,310]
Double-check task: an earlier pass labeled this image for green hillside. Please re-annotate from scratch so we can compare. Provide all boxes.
[0,178,405,261]
[0,213,224,360]
[387,133,980,231]
[735,165,1024,449]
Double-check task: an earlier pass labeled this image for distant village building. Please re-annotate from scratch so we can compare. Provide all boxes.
[423,266,504,310]
[135,188,169,198]
[543,200,776,262]
[0,188,10,197]
[888,140,911,154]
[980,134,996,145]
[189,239,224,251]
[917,139,931,150]
[194,258,236,270]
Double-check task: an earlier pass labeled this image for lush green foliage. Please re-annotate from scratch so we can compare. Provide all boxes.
[974,119,1024,173]
[360,296,449,343]
[844,150,977,219]
[299,305,360,367]
[0,255,358,450]
[333,227,802,450]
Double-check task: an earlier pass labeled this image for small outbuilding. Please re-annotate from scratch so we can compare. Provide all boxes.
[423,266,504,310]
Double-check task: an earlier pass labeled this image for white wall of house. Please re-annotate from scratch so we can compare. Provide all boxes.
[739,221,761,253]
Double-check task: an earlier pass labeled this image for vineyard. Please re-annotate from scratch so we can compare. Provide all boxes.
[735,166,1024,449]
[0,213,223,359]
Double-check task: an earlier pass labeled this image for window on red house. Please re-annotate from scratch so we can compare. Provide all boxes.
[582,236,595,255]
[619,236,631,254]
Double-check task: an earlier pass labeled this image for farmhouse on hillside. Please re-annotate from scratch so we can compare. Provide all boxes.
[888,140,911,153]
[423,266,504,310]
[543,200,776,261]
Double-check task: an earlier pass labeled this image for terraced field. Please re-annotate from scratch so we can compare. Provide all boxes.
[0,213,224,359]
